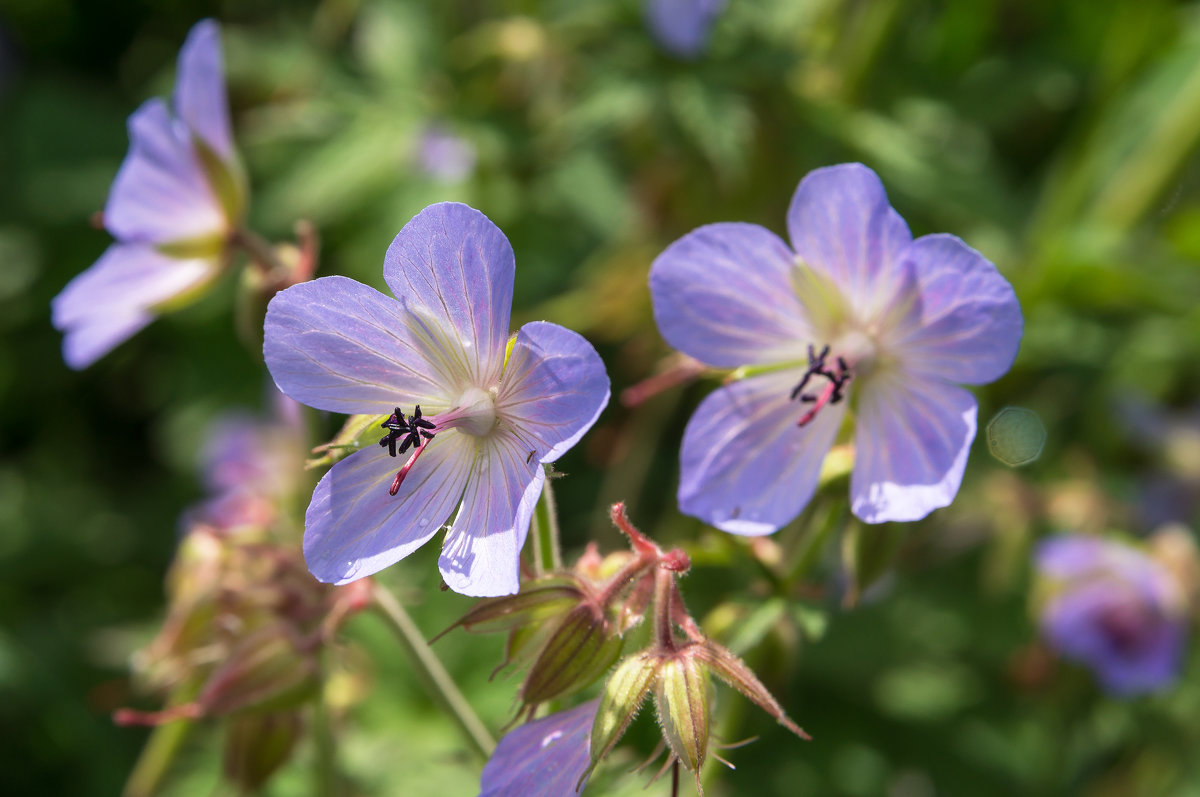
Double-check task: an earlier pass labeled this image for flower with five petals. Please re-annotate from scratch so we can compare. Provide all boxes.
[264,202,609,596]
[650,163,1023,533]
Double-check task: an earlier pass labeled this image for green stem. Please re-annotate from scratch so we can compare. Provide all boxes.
[531,474,562,575]
[122,690,198,797]
[370,583,495,758]
[312,683,339,797]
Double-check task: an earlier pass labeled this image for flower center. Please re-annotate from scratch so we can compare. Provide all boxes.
[376,389,499,497]
[1097,601,1153,656]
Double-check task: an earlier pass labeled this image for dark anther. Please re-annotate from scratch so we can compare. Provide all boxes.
[789,343,853,425]
[379,405,436,457]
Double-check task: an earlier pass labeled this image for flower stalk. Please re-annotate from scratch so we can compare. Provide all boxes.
[370,582,496,757]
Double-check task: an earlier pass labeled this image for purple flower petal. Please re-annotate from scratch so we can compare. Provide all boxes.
[264,275,455,416]
[439,437,545,597]
[786,163,912,320]
[891,234,1023,385]
[850,376,977,523]
[173,20,234,161]
[51,243,216,369]
[649,223,811,368]
[304,434,475,585]
[479,699,599,797]
[383,203,514,386]
[499,321,611,463]
[678,371,846,535]
[104,99,226,244]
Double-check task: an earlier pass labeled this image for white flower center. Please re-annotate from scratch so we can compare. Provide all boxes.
[452,386,499,437]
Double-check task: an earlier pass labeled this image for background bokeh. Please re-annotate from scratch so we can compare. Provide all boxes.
[3,0,1200,795]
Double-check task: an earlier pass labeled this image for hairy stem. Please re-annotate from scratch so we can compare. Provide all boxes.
[371,583,495,757]
[532,474,562,574]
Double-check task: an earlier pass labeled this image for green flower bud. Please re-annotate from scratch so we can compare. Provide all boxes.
[655,654,710,775]
[589,652,658,767]
[522,603,623,705]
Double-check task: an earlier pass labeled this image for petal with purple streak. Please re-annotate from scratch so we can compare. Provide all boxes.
[263,275,455,416]
[850,375,976,523]
[498,321,610,463]
[383,203,514,386]
[439,435,544,597]
[649,222,811,368]
[890,234,1023,385]
[678,370,846,535]
[786,163,912,320]
[104,99,226,244]
[304,433,474,585]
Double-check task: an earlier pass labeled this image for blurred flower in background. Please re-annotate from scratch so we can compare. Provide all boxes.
[645,0,726,58]
[416,123,477,184]
[1034,533,1194,695]
[651,163,1023,534]
[51,20,245,369]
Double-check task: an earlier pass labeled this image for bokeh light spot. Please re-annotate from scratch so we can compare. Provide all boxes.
[987,406,1046,466]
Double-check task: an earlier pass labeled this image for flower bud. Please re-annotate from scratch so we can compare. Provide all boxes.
[222,710,302,792]
[197,623,319,716]
[655,653,710,775]
[522,603,623,705]
[588,652,658,769]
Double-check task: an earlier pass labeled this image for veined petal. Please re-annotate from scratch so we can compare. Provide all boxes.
[479,699,599,797]
[264,276,455,415]
[889,234,1023,385]
[383,203,514,387]
[52,243,216,369]
[439,434,544,597]
[174,19,234,161]
[498,321,610,464]
[786,163,912,320]
[304,433,474,584]
[850,375,977,523]
[105,99,226,244]
[649,222,811,368]
[678,371,846,535]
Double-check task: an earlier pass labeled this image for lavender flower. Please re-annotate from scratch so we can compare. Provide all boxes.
[417,123,477,183]
[1035,534,1188,695]
[264,202,609,596]
[650,163,1022,533]
[52,20,244,368]
[479,700,599,797]
[646,0,727,58]
[188,391,305,533]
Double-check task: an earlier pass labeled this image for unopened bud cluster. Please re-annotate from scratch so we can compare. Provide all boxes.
[450,503,808,793]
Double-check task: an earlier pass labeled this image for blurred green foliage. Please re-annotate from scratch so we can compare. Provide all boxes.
[3,0,1200,794]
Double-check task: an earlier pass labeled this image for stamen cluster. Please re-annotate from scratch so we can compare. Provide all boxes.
[378,405,436,457]
[789,344,852,427]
